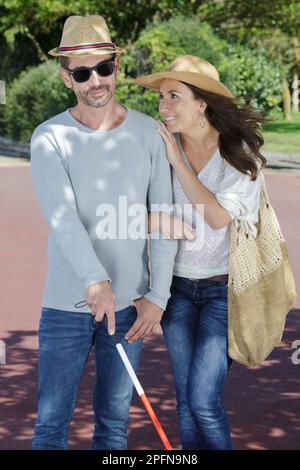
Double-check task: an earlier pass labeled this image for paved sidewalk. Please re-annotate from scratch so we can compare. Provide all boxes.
[0,165,299,450]
[1,149,300,169]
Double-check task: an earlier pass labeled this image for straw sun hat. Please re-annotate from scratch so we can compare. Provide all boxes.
[48,15,126,57]
[134,55,234,98]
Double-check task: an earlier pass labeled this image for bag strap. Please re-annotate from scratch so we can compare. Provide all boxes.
[260,171,270,207]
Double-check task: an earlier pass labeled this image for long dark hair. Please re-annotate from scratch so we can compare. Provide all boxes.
[183,83,267,180]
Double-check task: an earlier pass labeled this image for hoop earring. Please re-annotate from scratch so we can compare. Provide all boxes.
[200,112,205,129]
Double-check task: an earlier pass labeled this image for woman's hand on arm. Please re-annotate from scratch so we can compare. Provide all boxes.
[157,121,184,168]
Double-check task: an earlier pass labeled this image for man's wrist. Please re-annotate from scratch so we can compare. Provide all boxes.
[145,297,164,313]
[135,296,163,311]
[87,279,110,291]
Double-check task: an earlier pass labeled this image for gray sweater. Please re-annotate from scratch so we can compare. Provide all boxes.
[30,107,177,313]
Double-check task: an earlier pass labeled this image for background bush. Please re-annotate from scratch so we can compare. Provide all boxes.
[121,16,284,118]
[117,17,231,119]
[225,44,283,113]
[2,16,285,142]
[3,61,75,142]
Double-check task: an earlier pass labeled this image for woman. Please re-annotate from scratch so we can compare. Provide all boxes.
[135,55,266,450]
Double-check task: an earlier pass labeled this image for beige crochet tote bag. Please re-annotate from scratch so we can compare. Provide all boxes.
[228,174,297,367]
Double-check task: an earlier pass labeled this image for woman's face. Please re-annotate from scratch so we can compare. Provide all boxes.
[159,78,205,133]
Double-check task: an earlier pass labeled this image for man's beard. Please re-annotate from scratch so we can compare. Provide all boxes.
[76,84,113,108]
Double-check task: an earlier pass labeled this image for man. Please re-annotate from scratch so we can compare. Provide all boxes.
[30,15,177,450]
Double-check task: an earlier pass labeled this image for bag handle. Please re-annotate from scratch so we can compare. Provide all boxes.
[260,171,271,207]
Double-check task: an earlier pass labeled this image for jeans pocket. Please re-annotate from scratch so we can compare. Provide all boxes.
[115,306,138,335]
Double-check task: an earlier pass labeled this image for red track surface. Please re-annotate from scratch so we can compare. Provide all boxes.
[0,165,299,450]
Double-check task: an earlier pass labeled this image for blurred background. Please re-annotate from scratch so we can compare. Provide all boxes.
[0,0,299,152]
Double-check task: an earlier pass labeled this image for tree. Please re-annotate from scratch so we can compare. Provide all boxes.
[198,0,300,118]
[121,16,283,118]
[0,0,203,81]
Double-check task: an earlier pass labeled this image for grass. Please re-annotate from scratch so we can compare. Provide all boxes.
[262,112,300,153]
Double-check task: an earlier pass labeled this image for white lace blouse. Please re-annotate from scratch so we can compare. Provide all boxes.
[172,135,262,279]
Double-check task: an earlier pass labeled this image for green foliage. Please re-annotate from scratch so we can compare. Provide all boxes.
[116,73,161,119]
[0,0,201,81]
[1,15,285,141]
[133,16,230,74]
[119,16,232,118]
[0,0,201,46]
[198,0,300,36]
[225,44,284,113]
[118,16,284,117]
[198,0,300,69]
[3,61,75,142]
[262,112,300,152]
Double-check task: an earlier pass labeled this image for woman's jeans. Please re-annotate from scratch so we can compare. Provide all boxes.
[161,276,233,450]
[32,305,142,450]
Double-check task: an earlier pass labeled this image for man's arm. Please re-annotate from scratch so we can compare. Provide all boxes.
[144,134,178,310]
[30,129,110,288]
[125,129,177,343]
[30,128,116,333]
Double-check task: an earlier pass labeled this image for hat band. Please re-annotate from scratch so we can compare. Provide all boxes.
[58,42,116,53]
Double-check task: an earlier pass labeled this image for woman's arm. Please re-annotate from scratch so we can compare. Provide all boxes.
[157,123,232,230]
[172,160,232,230]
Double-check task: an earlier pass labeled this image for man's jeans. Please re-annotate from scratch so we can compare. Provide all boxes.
[161,276,233,450]
[32,305,142,450]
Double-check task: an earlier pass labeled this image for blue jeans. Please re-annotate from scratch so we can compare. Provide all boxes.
[161,276,232,450]
[32,305,142,450]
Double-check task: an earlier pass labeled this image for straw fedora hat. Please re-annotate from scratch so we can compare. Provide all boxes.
[48,15,126,57]
[134,55,233,98]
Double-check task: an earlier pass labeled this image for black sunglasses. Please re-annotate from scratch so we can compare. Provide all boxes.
[65,59,115,83]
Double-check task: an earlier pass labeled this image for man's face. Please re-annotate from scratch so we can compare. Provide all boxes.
[60,53,119,108]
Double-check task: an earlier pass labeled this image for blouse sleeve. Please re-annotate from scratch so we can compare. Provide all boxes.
[215,161,262,235]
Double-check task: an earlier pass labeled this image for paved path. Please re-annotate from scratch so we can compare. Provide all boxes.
[264,151,300,170]
[0,163,299,450]
[0,148,300,168]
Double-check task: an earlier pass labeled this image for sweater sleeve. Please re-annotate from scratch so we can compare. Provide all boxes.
[143,129,178,310]
[30,127,111,290]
